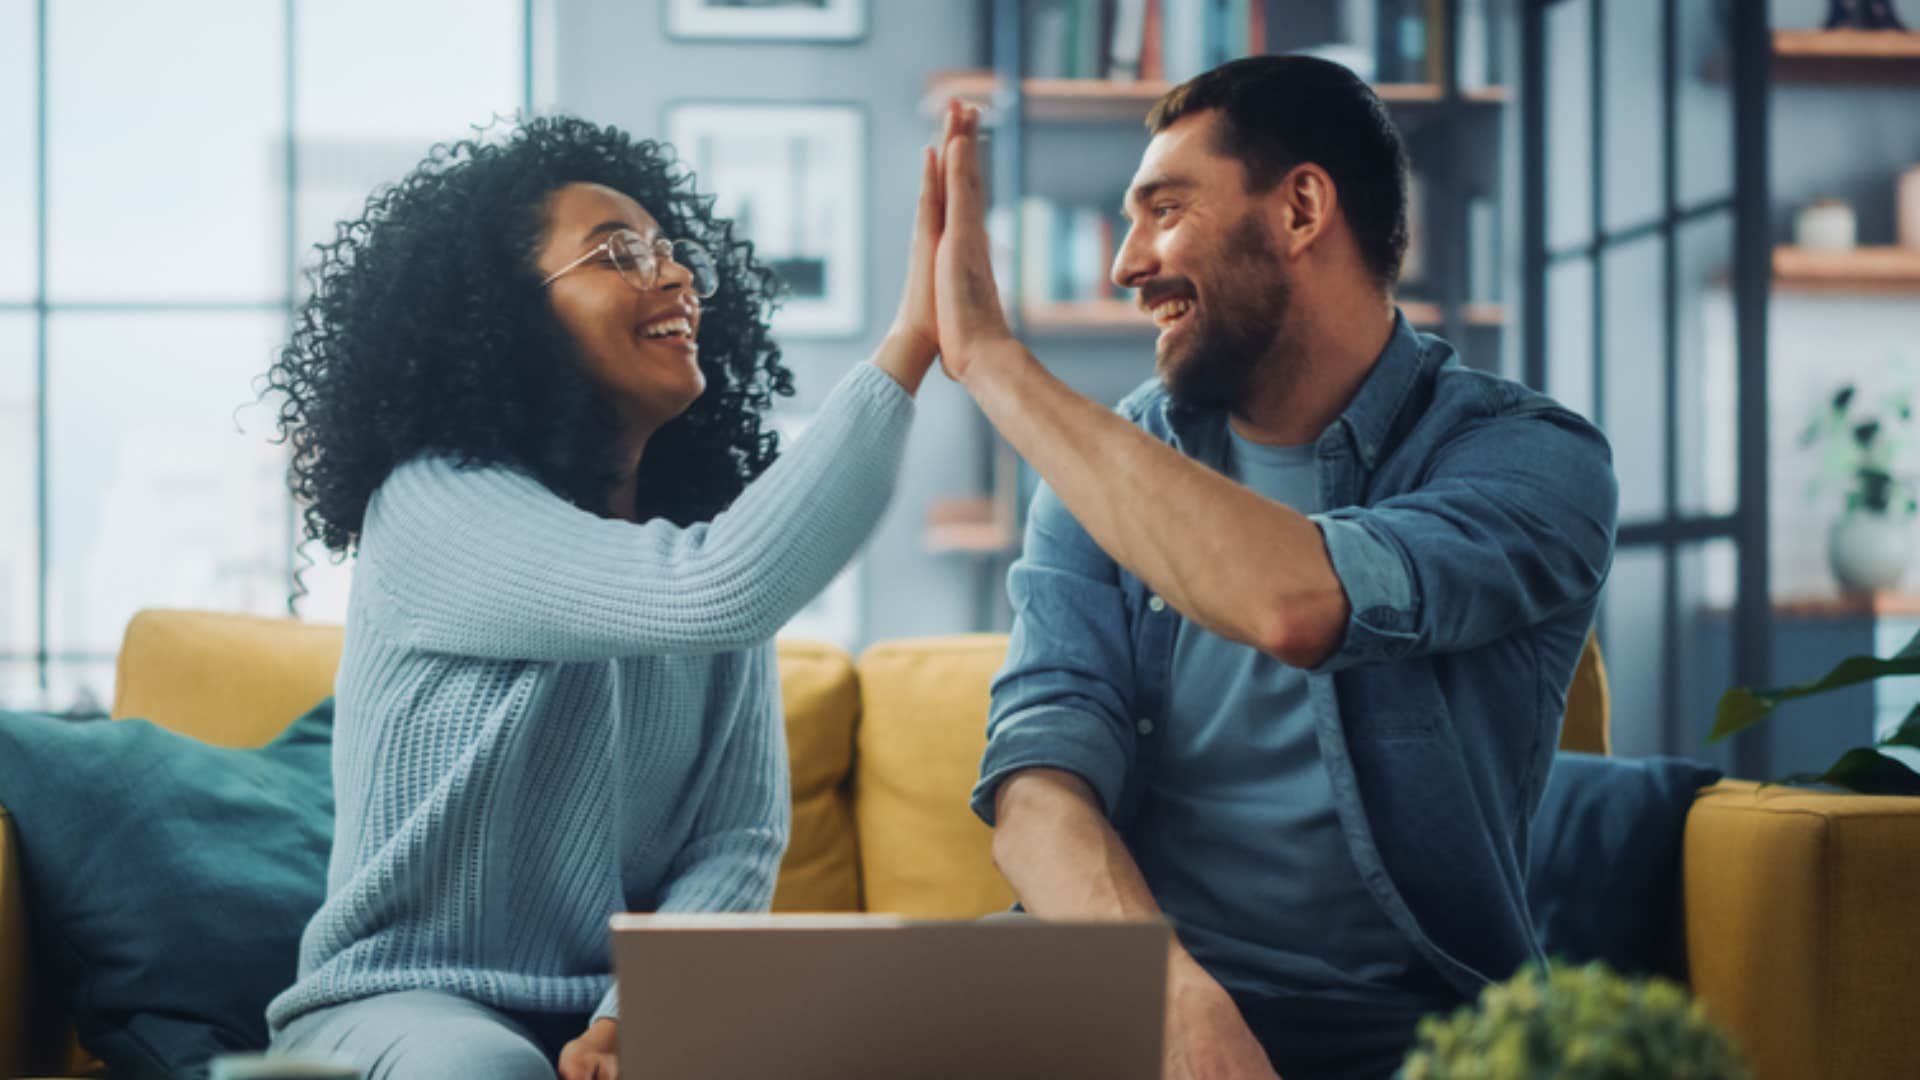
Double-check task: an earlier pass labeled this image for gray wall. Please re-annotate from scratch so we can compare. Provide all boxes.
[553,1,989,647]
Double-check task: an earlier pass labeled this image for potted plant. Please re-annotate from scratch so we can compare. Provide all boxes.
[1399,962,1751,1079]
[1802,373,1919,593]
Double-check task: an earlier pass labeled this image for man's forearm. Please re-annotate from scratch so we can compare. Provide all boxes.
[959,340,1347,666]
[990,768,1165,921]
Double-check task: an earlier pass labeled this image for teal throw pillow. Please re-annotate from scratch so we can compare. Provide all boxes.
[1525,751,1722,976]
[0,700,333,1080]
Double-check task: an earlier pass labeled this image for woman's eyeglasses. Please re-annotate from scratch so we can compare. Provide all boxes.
[541,229,719,299]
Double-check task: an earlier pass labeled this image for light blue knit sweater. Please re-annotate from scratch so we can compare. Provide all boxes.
[266,363,913,1032]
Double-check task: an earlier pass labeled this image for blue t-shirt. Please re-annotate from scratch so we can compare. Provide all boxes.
[1126,424,1428,1002]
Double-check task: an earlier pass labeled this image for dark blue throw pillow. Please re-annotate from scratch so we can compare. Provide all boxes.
[0,700,333,1080]
[1525,751,1723,976]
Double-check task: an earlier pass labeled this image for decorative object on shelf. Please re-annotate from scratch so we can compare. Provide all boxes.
[1400,962,1752,1080]
[1712,626,1920,795]
[1802,373,1920,593]
[1466,194,1501,305]
[1794,196,1858,252]
[1900,165,1920,251]
[1825,0,1910,29]
[664,0,865,42]
[665,102,865,338]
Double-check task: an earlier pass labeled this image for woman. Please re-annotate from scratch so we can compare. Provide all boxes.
[261,113,946,1080]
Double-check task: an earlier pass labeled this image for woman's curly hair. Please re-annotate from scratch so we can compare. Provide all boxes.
[265,114,795,555]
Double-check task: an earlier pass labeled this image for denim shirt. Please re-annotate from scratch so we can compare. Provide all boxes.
[970,314,1618,998]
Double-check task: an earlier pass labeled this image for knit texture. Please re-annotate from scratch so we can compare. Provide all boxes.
[267,363,912,1031]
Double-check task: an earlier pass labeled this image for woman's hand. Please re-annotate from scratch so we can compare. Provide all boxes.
[933,101,1019,384]
[873,104,955,396]
[558,1017,619,1080]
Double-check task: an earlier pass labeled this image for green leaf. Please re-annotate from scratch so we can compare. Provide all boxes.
[1878,705,1920,751]
[1711,636,1920,742]
[1777,748,1920,796]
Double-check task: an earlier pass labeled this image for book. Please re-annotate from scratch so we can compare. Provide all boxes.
[1109,0,1150,80]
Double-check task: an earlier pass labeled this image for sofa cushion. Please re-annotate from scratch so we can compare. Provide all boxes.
[855,636,1015,917]
[1526,751,1722,975]
[0,700,334,1080]
[769,640,863,912]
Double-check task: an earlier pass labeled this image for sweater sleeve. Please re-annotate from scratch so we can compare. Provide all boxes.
[360,363,911,661]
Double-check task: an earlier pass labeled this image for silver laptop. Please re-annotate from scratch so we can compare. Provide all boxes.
[612,913,1170,1080]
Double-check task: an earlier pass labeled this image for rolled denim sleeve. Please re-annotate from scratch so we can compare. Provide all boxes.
[971,480,1139,825]
[1309,405,1617,673]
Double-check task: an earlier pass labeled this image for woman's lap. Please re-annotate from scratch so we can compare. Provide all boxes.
[269,989,561,1080]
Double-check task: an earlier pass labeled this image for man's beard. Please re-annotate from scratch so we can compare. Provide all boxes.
[1158,213,1294,413]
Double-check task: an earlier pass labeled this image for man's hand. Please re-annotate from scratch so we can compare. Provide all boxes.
[933,100,1018,383]
[1163,956,1282,1080]
[558,1017,619,1080]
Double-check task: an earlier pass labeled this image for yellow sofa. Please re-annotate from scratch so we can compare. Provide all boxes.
[3,609,1918,1079]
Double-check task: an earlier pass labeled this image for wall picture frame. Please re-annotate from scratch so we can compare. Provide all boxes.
[665,0,866,44]
[666,101,865,339]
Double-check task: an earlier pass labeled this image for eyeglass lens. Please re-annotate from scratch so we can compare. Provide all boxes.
[610,233,719,299]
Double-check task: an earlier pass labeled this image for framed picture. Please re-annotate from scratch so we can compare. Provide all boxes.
[767,412,864,649]
[665,0,866,43]
[667,102,865,339]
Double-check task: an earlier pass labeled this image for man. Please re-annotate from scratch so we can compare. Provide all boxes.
[927,57,1617,1079]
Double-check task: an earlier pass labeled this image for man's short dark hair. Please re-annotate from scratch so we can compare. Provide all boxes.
[1147,54,1410,289]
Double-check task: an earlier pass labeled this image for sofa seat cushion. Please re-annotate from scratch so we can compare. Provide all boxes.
[855,636,1015,917]
[1526,752,1722,975]
[0,701,334,1080]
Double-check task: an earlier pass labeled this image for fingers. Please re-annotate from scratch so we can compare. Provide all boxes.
[941,101,985,235]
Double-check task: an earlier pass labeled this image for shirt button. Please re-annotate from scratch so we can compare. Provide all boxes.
[1136,717,1155,736]
[1147,595,1166,613]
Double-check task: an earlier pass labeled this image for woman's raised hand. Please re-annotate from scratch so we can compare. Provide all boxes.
[874,102,956,395]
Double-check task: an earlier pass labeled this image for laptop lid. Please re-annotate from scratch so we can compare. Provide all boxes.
[612,913,1169,1080]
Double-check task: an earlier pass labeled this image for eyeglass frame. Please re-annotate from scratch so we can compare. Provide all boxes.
[539,228,717,298]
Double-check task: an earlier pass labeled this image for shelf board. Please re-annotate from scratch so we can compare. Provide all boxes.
[923,496,1017,555]
[922,71,1499,123]
[1773,245,1920,292]
[1772,29,1920,80]
[1773,591,1920,621]
[1021,298,1502,334]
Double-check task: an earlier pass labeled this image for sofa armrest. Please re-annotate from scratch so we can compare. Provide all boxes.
[1,805,26,1079]
[1684,780,1920,1080]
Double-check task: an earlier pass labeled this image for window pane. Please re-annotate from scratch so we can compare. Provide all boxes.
[0,0,34,300]
[1601,545,1666,759]
[46,0,284,302]
[46,312,290,652]
[293,539,354,626]
[294,0,524,298]
[1546,257,1593,422]
[1,313,34,657]
[297,0,522,139]
[1677,0,1733,208]
[1676,539,1737,773]
[1545,0,1592,252]
[1602,235,1666,524]
[1677,213,1736,519]
[1600,0,1661,232]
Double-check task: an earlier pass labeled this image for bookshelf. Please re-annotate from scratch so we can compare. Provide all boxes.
[924,0,1517,591]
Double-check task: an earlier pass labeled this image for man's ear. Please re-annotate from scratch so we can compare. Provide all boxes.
[1272,163,1337,260]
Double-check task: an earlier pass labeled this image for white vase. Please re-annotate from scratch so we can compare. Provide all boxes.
[1828,508,1914,593]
